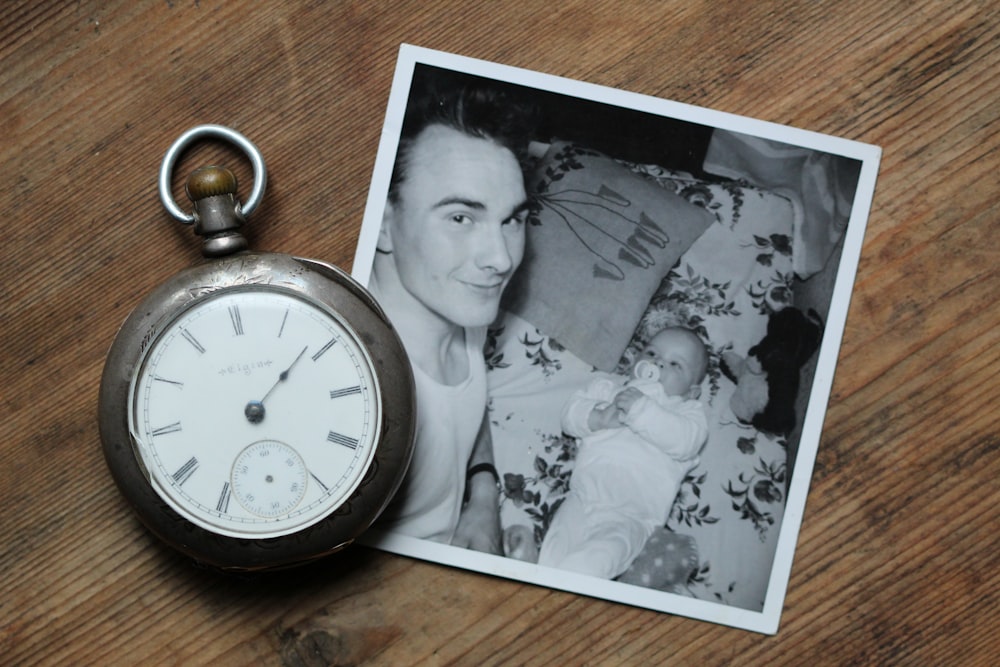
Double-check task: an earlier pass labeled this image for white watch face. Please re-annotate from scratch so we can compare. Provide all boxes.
[129,288,381,539]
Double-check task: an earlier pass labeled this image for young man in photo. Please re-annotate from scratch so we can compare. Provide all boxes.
[369,80,535,553]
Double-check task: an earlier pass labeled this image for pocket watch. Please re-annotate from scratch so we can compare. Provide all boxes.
[98,125,414,571]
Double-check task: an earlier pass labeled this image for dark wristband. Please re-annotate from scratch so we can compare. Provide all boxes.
[463,463,501,503]
[467,462,500,485]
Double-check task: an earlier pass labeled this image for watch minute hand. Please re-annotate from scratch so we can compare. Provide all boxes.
[245,345,308,424]
[260,345,308,404]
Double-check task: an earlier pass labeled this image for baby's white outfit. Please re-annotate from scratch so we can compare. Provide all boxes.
[538,373,707,578]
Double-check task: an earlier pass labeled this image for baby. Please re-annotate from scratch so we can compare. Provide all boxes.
[506,327,709,580]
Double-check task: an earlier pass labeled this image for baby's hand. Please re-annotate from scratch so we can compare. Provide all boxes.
[588,402,624,431]
[614,387,644,415]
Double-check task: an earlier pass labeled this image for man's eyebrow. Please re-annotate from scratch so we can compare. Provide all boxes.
[431,196,486,211]
[431,197,531,219]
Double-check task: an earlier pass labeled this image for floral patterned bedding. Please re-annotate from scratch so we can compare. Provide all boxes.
[486,165,796,611]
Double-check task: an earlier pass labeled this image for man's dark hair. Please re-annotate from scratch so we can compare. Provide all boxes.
[388,76,538,204]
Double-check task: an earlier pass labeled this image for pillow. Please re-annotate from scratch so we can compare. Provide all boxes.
[503,141,714,371]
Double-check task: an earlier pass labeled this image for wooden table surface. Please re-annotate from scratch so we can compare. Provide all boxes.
[2,2,997,664]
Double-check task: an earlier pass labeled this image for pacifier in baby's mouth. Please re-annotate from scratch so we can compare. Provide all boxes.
[633,360,660,382]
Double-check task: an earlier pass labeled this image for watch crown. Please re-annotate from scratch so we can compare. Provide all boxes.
[184,166,248,258]
[186,166,238,200]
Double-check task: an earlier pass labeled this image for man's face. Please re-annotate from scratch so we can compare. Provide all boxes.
[383,124,528,329]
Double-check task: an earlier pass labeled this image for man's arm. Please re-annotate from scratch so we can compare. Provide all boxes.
[451,411,502,554]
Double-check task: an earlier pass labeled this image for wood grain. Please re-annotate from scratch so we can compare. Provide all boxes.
[2,1,997,664]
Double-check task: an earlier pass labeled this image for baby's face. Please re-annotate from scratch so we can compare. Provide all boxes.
[634,329,706,398]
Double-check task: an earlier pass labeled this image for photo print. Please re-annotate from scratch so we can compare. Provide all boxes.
[351,45,881,634]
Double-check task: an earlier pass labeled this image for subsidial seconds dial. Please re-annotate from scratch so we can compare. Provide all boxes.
[231,440,309,517]
[130,287,379,539]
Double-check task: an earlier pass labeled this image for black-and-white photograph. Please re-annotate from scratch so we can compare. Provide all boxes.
[352,45,881,634]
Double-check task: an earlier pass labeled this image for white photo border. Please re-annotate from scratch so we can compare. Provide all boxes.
[351,44,881,635]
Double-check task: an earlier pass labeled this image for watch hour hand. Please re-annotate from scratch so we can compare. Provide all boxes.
[245,345,308,424]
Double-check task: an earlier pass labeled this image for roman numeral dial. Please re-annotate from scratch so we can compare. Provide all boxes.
[130,287,380,540]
